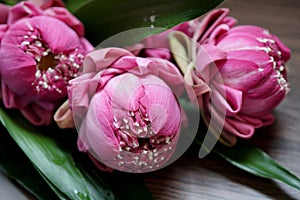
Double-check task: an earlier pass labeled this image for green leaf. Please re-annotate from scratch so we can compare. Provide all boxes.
[0,0,19,5]
[76,164,115,200]
[0,125,58,200]
[73,0,224,45]
[214,141,300,191]
[36,168,70,200]
[0,108,114,200]
[194,122,300,192]
[63,0,92,13]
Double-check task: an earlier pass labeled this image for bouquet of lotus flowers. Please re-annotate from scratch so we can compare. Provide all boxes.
[0,0,299,199]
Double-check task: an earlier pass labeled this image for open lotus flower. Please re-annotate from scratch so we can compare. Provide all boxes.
[55,48,184,172]
[0,0,93,125]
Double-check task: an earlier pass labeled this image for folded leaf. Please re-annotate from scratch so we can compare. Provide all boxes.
[0,108,114,200]
[213,141,300,191]
[72,0,224,44]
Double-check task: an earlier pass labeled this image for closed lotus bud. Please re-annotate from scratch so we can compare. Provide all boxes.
[67,48,184,172]
[194,24,291,143]
[160,8,291,145]
[0,0,93,125]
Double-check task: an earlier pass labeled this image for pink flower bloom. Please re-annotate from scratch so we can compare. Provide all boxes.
[0,0,93,125]
[189,8,236,44]
[66,48,183,172]
[140,8,291,145]
[191,13,291,144]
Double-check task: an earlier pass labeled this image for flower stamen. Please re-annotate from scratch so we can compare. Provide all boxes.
[112,109,177,171]
[257,37,289,92]
[19,24,84,94]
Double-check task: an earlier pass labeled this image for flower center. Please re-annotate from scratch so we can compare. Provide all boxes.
[112,108,176,172]
[19,24,84,94]
[38,53,57,71]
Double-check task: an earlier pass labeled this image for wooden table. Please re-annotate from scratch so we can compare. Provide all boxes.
[1,0,300,199]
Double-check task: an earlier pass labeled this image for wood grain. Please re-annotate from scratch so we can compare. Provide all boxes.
[1,0,300,199]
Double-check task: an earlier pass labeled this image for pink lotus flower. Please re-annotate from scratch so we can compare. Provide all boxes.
[140,8,291,145]
[0,0,93,125]
[183,9,291,145]
[62,48,184,172]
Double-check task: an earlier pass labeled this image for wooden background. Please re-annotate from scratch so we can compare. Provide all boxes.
[1,0,300,199]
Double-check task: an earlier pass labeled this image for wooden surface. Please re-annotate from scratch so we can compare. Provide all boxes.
[1,0,300,199]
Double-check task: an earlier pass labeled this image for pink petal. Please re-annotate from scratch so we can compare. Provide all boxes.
[0,25,8,41]
[195,44,226,83]
[207,23,231,44]
[234,114,263,128]
[223,117,256,138]
[0,3,10,24]
[144,58,184,91]
[82,48,133,73]
[111,55,141,71]
[29,0,65,9]
[8,2,43,25]
[44,7,84,37]
[219,59,271,92]
[129,74,181,135]
[80,91,119,162]
[112,56,184,96]
[68,73,96,119]
[247,72,281,99]
[79,38,94,53]
[241,89,286,116]
[260,113,275,127]
[141,83,181,135]
[142,29,174,50]
[20,101,55,125]
[1,82,25,108]
[195,8,236,43]
[217,34,265,51]
[104,73,142,110]
[30,16,81,53]
[143,48,171,60]
[228,25,268,38]
[226,49,270,66]
[212,84,243,116]
[0,44,36,96]
[273,35,291,62]
[205,104,257,139]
